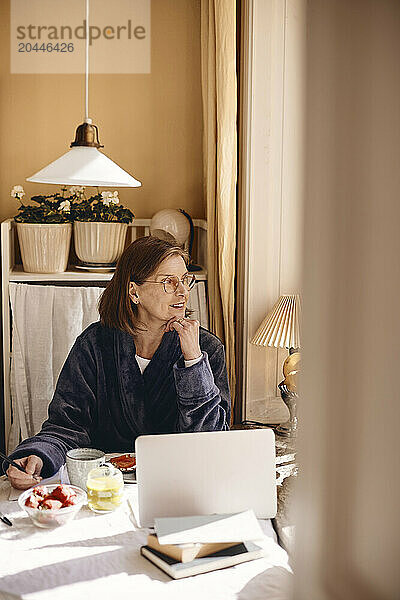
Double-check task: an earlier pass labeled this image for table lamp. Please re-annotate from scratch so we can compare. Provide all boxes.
[251,294,301,437]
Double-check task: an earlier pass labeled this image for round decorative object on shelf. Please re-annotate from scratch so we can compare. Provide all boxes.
[150,209,190,246]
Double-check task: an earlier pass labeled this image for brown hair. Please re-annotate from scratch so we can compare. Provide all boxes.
[99,236,189,336]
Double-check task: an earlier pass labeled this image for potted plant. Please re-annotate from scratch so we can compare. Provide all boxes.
[70,187,134,267]
[12,186,73,273]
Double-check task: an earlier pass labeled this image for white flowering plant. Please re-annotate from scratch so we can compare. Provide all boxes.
[11,185,25,201]
[12,186,134,224]
[12,186,73,224]
[69,188,134,223]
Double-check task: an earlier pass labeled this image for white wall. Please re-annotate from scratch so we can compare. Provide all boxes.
[237,0,305,421]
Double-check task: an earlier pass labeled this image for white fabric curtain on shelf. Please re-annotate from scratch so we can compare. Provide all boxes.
[8,283,104,451]
[8,281,208,451]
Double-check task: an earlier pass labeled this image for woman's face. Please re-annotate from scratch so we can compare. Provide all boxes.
[129,254,190,328]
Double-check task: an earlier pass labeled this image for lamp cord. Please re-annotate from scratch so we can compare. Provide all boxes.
[85,0,89,121]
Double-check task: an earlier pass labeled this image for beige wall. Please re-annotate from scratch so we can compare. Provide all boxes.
[0,0,204,222]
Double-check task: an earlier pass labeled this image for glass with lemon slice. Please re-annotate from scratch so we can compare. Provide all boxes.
[87,463,124,513]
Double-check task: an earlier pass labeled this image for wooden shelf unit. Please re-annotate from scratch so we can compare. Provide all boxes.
[1,218,207,451]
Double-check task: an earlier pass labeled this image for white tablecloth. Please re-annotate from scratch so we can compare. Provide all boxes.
[0,476,292,600]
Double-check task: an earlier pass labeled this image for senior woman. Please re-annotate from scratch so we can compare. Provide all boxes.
[5,236,231,489]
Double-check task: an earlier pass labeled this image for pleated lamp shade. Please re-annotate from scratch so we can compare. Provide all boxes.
[27,147,141,188]
[251,294,301,349]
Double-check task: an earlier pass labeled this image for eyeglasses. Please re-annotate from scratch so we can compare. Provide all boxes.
[142,273,196,294]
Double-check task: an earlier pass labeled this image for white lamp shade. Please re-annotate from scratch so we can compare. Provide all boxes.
[251,294,301,349]
[27,147,141,188]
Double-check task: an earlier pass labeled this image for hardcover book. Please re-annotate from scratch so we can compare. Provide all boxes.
[140,541,265,579]
[154,510,264,544]
[147,533,240,563]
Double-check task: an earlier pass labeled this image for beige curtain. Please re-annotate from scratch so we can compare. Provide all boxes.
[200,0,237,411]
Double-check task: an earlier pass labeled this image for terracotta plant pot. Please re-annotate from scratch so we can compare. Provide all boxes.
[73,221,128,265]
[16,223,72,273]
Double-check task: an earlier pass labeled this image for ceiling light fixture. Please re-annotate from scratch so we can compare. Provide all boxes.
[27,0,141,188]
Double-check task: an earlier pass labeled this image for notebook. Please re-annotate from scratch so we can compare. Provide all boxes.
[154,510,264,544]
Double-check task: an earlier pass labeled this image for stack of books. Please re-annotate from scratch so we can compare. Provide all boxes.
[140,509,265,579]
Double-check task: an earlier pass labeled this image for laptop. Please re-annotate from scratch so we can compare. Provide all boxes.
[135,429,277,527]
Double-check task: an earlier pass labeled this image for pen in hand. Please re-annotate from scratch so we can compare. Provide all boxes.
[0,451,41,482]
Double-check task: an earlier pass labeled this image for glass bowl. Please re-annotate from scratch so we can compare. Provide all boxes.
[18,484,87,529]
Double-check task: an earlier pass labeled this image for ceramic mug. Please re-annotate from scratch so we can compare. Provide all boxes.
[66,448,106,491]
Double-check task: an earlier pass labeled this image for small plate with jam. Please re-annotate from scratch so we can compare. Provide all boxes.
[109,453,136,472]
[108,453,137,483]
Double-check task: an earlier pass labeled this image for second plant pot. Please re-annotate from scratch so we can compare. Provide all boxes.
[73,221,128,266]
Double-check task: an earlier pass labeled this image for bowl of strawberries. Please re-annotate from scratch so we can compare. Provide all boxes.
[18,484,87,528]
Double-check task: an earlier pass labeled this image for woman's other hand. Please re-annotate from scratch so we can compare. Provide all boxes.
[6,455,43,490]
[165,317,202,361]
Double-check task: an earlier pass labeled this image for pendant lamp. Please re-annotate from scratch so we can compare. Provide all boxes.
[27,0,141,188]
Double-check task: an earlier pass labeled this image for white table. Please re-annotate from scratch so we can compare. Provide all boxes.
[0,475,292,600]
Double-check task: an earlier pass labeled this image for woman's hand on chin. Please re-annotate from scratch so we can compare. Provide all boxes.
[164,317,202,361]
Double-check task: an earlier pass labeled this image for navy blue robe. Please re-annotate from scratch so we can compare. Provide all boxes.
[5,322,231,477]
